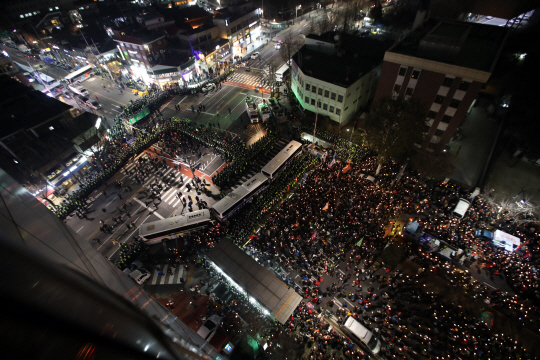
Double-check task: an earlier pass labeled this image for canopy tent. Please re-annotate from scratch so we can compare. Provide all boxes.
[207,240,302,324]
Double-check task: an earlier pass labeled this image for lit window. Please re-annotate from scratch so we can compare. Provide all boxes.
[20,15,24,18]
[411,69,420,79]
[49,126,54,130]
[55,6,59,10]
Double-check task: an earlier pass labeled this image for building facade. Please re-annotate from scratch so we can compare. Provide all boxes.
[291,33,393,125]
[373,20,508,152]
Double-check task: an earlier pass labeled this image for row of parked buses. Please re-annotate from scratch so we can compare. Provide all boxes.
[138,140,304,244]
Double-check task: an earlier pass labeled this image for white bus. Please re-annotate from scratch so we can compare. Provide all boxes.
[139,209,214,244]
[275,63,289,82]
[261,140,303,179]
[64,64,93,83]
[212,173,269,220]
[343,316,381,354]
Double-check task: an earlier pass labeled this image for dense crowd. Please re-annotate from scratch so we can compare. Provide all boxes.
[52,64,241,219]
[152,122,539,358]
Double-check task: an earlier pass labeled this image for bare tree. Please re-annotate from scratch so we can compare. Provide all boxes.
[482,191,539,225]
[279,36,303,88]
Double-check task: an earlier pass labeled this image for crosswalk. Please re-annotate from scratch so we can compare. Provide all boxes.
[227,71,269,88]
[147,264,187,285]
[121,163,194,208]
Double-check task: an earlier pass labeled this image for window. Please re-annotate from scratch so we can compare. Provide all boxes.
[442,77,453,87]
[337,94,343,103]
[441,115,452,123]
[305,84,310,91]
[305,96,309,103]
[317,100,321,108]
[449,99,461,108]
[428,110,437,119]
[411,69,420,79]
[329,106,335,113]
[423,125,432,133]
[324,90,329,98]
[435,129,445,137]
[405,87,413,96]
[335,108,342,116]
[323,103,328,110]
[458,81,471,91]
[398,67,407,76]
[393,84,401,93]
[434,95,445,104]
[318,88,323,96]
[311,98,315,105]
[312,86,316,93]
[331,92,336,100]
[344,107,348,111]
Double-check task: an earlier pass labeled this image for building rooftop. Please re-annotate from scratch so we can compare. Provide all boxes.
[388,19,508,72]
[0,76,72,138]
[294,34,394,88]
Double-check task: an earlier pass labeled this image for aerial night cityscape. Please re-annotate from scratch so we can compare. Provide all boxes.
[2,0,540,359]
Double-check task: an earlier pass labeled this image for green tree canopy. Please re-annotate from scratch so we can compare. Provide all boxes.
[362,95,427,162]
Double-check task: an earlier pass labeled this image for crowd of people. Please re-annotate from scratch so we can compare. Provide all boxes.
[52,63,243,219]
[150,121,539,358]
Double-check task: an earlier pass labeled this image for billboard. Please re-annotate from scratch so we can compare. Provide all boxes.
[492,230,521,252]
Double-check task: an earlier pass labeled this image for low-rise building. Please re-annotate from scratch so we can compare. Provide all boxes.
[291,32,393,125]
[0,75,101,196]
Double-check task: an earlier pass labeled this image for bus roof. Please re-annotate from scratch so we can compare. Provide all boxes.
[212,173,268,214]
[139,209,210,237]
[261,140,302,176]
[276,63,289,74]
[64,65,93,81]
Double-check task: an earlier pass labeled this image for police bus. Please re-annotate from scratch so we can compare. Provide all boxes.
[275,63,289,82]
[212,173,269,220]
[261,140,303,179]
[138,209,214,244]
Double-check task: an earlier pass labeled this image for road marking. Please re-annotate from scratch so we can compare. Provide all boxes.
[87,89,126,106]
[132,197,165,219]
[76,226,84,233]
[106,199,115,207]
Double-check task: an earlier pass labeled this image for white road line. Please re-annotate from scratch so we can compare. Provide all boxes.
[132,197,165,219]
[163,188,177,203]
[160,265,169,285]
[76,226,84,233]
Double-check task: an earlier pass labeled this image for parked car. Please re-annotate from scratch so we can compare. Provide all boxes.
[202,83,216,92]
[197,315,221,341]
[86,100,102,110]
[251,52,260,60]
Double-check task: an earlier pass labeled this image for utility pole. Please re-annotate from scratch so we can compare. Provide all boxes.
[91,38,114,82]
[313,98,321,144]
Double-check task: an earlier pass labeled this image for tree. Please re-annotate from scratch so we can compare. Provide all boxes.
[279,36,303,88]
[361,95,427,163]
[410,150,456,179]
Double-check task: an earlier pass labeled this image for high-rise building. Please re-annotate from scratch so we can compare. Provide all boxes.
[373,19,508,152]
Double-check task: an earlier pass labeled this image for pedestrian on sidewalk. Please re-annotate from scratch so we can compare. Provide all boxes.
[103,190,107,197]
[216,111,219,117]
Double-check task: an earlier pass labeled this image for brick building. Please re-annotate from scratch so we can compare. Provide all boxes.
[373,19,508,152]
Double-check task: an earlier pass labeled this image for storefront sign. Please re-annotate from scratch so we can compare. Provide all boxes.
[128,107,150,124]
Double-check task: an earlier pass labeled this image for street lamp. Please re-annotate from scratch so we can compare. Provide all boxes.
[296,5,302,20]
